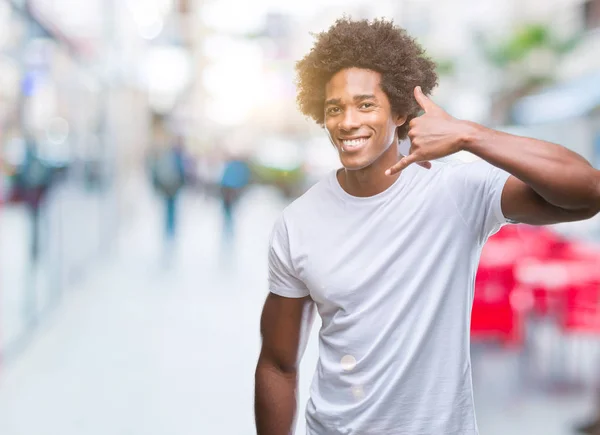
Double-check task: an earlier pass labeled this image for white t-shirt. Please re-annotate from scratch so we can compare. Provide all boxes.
[268,160,511,435]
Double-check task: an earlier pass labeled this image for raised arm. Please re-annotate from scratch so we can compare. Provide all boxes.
[255,293,315,435]
[386,86,600,225]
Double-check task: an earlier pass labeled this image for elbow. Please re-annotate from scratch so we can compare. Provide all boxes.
[255,362,298,389]
[582,205,600,220]
[577,173,600,217]
[256,354,298,379]
[578,188,600,219]
[590,177,600,217]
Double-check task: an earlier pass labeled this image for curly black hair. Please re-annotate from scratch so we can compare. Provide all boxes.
[295,18,438,139]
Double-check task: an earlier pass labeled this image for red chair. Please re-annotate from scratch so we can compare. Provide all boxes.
[560,281,600,332]
[472,226,600,346]
[515,239,600,317]
[560,261,600,334]
[471,297,525,347]
[471,226,530,346]
[515,259,572,317]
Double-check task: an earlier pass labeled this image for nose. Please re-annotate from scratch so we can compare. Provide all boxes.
[339,108,361,132]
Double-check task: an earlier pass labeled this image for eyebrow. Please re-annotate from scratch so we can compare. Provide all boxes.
[324,94,377,106]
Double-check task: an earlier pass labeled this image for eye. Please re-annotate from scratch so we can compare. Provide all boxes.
[359,102,374,109]
[326,107,341,115]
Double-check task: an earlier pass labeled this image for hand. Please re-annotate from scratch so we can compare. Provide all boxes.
[385,86,469,176]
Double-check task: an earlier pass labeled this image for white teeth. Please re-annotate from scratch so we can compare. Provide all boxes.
[341,138,368,147]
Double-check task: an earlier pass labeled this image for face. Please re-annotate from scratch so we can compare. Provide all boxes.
[324,68,406,171]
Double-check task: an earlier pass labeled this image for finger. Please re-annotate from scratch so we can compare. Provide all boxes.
[385,154,421,176]
[408,140,431,169]
[414,86,437,113]
[408,141,430,169]
[410,143,430,169]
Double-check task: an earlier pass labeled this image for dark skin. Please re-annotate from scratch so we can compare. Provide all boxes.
[255,294,314,435]
[323,68,430,197]
[255,68,600,435]
[389,85,600,224]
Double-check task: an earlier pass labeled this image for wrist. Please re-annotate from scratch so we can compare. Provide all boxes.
[457,121,484,153]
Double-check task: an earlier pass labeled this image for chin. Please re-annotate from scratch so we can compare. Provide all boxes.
[340,156,374,171]
[339,142,396,172]
[338,148,385,171]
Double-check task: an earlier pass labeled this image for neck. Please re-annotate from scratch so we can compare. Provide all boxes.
[337,141,402,197]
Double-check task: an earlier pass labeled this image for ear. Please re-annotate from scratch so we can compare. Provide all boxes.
[394,113,407,127]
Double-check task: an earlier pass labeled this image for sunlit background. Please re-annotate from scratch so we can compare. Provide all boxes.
[1,0,600,434]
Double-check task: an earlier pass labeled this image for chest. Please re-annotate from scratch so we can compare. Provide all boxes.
[293,191,467,310]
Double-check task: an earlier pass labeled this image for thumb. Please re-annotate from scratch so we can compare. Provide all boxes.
[385,153,422,176]
[414,86,436,113]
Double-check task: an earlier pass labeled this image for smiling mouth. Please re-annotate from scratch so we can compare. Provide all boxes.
[340,137,370,151]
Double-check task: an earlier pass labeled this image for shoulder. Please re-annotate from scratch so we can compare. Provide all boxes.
[434,157,479,174]
[441,157,500,175]
[433,158,505,187]
[402,160,451,191]
[406,159,506,204]
[269,175,331,249]
[281,172,335,221]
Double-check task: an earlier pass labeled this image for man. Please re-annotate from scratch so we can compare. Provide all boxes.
[219,154,251,238]
[15,135,53,262]
[254,18,600,435]
[150,135,186,246]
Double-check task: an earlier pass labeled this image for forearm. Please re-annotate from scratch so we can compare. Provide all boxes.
[255,363,298,435]
[462,122,600,210]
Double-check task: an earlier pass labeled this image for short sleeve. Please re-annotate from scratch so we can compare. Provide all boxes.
[444,160,512,242]
[268,214,310,298]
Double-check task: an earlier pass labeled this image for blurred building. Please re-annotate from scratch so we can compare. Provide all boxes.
[1,0,599,362]
[509,0,600,168]
[0,0,181,359]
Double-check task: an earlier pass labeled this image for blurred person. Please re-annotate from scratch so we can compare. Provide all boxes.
[218,155,251,239]
[149,135,187,251]
[254,18,600,435]
[13,135,53,262]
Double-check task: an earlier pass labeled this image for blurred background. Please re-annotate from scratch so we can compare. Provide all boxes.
[0,0,600,434]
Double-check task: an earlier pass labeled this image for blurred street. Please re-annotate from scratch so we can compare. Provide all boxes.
[1,182,113,358]
[1,0,600,433]
[0,183,597,435]
[0,182,286,435]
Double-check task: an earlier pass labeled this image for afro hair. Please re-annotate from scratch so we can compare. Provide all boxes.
[295,18,438,139]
